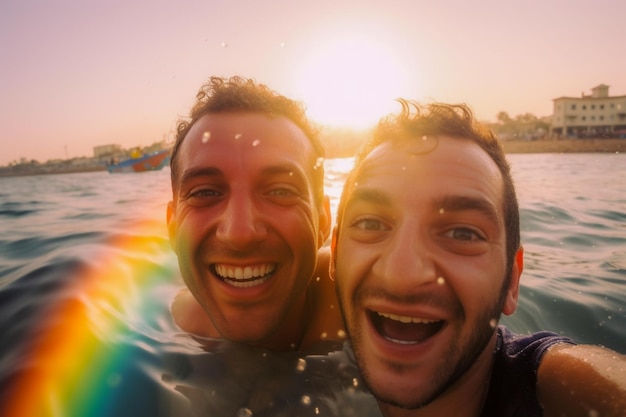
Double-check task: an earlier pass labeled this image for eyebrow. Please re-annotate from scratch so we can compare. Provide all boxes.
[178,167,223,187]
[261,164,306,179]
[345,187,392,207]
[177,164,308,190]
[434,195,499,223]
[346,188,499,222]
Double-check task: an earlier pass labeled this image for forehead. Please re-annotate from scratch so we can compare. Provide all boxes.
[349,135,504,207]
[177,112,317,175]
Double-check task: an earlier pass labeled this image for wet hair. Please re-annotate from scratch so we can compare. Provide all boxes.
[170,76,325,203]
[336,100,520,276]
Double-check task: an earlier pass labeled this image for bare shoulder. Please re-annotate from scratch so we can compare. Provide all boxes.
[171,288,218,338]
[537,343,626,417]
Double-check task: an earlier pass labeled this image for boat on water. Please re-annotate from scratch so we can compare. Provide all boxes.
[107,149,170,173]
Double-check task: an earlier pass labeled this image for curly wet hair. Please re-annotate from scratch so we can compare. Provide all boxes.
[170,76,324,202]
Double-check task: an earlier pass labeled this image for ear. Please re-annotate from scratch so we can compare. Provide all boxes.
[317,195,332,247]
[329,226,338,281]
[166,201,178,254]
[502,246,524,315]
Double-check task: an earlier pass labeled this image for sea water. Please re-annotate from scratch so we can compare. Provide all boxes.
[0,153,624,416]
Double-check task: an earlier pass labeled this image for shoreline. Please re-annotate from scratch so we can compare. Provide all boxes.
[501,138,625,154]
[1,138,624,179]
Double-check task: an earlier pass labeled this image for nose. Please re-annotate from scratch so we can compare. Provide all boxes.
[371,225,438,293]
[215,192,267,249]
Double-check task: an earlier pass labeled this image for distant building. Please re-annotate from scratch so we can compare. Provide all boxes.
[551,84,626,138]
[93,144,122,159]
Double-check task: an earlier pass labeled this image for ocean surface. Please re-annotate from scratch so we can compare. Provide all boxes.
[0,153,624,416]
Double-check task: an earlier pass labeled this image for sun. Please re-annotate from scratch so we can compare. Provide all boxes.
[291,31,411,129]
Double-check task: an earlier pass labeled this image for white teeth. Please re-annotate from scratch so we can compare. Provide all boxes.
[227,276,270,288]
[215,264,275,280]
[377,312,439,324]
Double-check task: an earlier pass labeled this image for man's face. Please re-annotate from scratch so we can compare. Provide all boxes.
[333,136,521,409]
[168,112,329,347]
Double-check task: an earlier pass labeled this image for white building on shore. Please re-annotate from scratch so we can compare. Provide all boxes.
[550,84,626,138]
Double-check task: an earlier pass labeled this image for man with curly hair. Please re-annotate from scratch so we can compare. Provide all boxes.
[331,100,626,416]
[168,76,344,352]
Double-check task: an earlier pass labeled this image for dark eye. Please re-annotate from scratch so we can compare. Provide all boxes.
[265,185,303,206]
[353,218,389,231]
[267,187,297,197]
[446,227,483,241]
[189,188,221,198]
[183,188,223,206]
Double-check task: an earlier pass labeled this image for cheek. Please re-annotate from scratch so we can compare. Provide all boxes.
[334,241,368,289]
[443,258,506,310]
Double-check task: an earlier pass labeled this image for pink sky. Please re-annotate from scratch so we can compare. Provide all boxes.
[1,0,624,165]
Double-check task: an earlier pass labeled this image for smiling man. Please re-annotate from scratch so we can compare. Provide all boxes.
[331,101,626,416]
[167,76,344,352]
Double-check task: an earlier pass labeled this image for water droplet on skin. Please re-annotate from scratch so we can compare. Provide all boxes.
[422,135,428,141]
[315,276,320,282]
[439,208,445,214]
[337,330,346,338]
[489,318,498,329]
[234,133,242,140]
[288,171,293,176]
[252,139,260,146]
[202,131,211,143]
[296,358,307,372]
[313,157,325,170]
[437,277,445,285]
[237,408,252,417]
[301,395,311,406]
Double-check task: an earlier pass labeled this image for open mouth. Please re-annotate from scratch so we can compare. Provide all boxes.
[212,263,275,288]
[369,310,444,345]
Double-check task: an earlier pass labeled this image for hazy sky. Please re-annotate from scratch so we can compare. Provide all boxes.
[1,0,624,165]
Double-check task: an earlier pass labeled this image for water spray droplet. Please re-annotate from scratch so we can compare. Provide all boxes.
[237,408,252,417]
[202,131,211,143]
[296,358,307,372]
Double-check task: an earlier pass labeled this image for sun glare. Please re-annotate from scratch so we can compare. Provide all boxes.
[292,32,411,129]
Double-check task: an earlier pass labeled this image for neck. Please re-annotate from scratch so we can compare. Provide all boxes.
[254,289,314,351]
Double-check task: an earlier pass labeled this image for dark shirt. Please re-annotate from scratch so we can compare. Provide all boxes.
[481,325,576,417]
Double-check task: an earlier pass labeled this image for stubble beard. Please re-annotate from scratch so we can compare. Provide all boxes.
[338,285,506,411]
